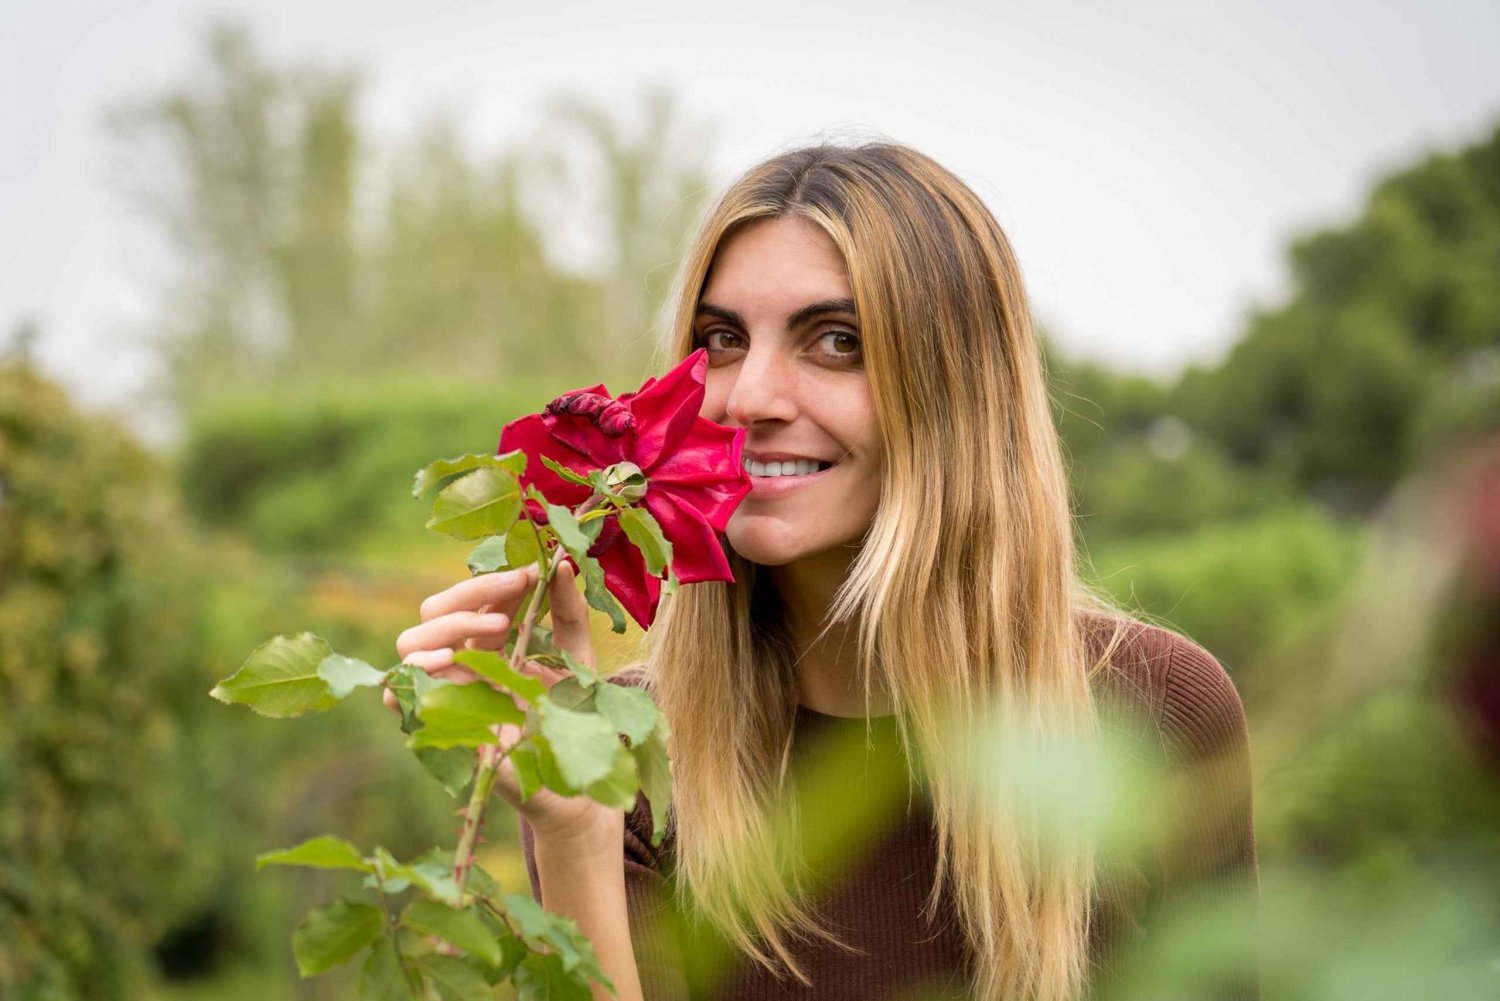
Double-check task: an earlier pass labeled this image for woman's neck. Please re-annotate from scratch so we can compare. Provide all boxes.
[768,551,894,718]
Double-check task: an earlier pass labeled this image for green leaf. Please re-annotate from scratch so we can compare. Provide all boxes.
[504,520,545,574]
[632,726,673,848]
[210,633,339,718]
[538,700,624,789]
[358,936,409,1000]
[507,741,545,802]
[419,954,494,1000]
[370,847,461,906]
[414,747,475,797]
[453,649,546,704]
[594,682,660,746]
[413,450,527,499]
[616,505,673,576]
[401,900,503,967]
[466,862,504,902]
[513,952,593,1001]
[256,835,372,874]
[541,500,603,564]
[580,556,628,634]
[542,676,595,712]
[583,746,639,811]
[540,454,596,488]
[386,663,449,735]
[292,899,385,976]
[411,683,525,749]
[427,468,523,541]
[502,895,611,989]
[465,535,509,574]
[558,648,599,688]
[317,655,389,699]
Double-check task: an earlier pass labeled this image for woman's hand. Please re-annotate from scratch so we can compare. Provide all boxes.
[388,559,624,850]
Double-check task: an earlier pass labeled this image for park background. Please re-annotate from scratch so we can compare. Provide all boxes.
[3,2,1499,998]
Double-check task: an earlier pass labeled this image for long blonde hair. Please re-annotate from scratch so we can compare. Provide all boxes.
[641,141,1132,1001]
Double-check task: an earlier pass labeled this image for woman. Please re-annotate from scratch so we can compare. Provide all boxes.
[396,142,1260,1001]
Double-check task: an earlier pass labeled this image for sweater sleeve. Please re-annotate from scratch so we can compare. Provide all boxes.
[1151,636,1262,1000]
[518,672,693,1001]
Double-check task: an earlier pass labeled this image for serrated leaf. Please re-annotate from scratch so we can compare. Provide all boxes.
[402,900,502,966]
[502,895,611,988]
[538,701,624,789]
[427,468,523,541]
[411,683,525,749]
[616,505,673,577]
[632,727,673,848]
[317,655,389,699]
[594,682,660,746]
[557,648,599,688]
[453,649,546,704]
[504,520,545,573]
[293,899,385,976]
[370,847,461,906]
[419,954,494,1000]
[514,951,593,1001]
[507,741,545,802]
[580,557,628,634]
[542,676,595,711]
[465,535,509,574]
[583,746,639,811]
[540,454,596,488]
[541,500,603,564]
[256,835,372,874]
[414,746,475,797]
[210,633,339,718]
[413,451,527,500]
[386,663,449,735]
[358,936,408,1000]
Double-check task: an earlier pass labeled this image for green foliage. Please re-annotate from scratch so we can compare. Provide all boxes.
[1084,505,1364,677]
[1174,124,1500,508]
[0,363,218,998]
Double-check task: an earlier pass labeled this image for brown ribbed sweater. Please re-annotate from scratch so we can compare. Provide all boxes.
[521,613,1261,1000]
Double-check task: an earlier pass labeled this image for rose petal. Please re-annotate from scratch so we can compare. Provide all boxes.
[498,414,593,507]
[594,535,663,630]
[541,410,629,468]
[646,490,734,584]
[622,349,709,469]
[645,421,751,531]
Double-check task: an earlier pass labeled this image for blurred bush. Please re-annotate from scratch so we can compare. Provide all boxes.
[0,359,214,998]
[1082,504,1364,681]
[177,377,559,555]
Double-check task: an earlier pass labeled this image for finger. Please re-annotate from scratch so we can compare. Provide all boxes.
[548,560,595,669]
[402,648,454,671]
[383,687,399,714]
[397,611,511,660]
[418,565,539,622]
[430,664,481,685]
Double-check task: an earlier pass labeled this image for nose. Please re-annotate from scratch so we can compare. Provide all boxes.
[721,341,798,429]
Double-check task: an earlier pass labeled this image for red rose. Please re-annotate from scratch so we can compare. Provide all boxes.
[497,348,752,629]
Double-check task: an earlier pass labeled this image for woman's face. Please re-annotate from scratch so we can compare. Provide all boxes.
[694,216,883,568]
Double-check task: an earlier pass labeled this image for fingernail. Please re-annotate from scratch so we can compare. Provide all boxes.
[482,613,508,628]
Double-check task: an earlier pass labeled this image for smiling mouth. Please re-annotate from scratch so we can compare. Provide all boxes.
[741,457,835,478]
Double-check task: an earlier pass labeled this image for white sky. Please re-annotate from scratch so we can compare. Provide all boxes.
[3,0,1498,439]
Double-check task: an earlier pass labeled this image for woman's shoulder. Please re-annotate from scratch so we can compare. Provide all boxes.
[1076,609,1251,765]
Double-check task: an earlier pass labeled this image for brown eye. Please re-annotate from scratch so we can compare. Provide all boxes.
[818,330,862,361]
[700,329,745,353]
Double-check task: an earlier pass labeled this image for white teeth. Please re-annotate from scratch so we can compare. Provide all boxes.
[742,458,833,477]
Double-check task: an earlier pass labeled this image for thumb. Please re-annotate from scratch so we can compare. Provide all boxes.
[549,559,596,669]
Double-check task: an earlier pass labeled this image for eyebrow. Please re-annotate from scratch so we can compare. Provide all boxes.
[695,297,858,329]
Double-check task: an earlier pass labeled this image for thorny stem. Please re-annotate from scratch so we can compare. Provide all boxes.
[451,492,606,895]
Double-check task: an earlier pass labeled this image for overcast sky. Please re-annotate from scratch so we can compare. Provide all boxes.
[3,0,1498,439]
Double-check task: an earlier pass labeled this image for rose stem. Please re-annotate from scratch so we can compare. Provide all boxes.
[451,492,605,895]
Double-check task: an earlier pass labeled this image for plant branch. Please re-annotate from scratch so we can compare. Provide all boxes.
[451,492,605,895]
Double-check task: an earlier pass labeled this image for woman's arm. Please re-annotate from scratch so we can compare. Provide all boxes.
[530,812,646,1001]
